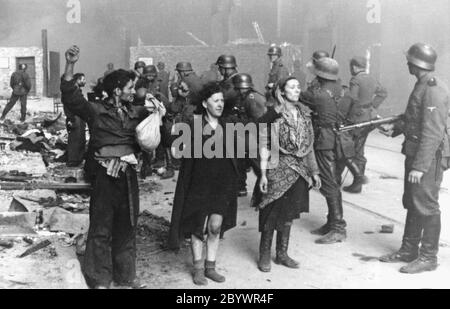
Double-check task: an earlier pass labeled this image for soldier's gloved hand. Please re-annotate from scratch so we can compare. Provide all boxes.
[65,46,80,64]
[408,170,424,184]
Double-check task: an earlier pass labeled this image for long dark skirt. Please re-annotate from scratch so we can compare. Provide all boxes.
[259,176,310,232]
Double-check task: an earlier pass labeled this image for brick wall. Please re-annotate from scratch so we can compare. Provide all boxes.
[0,47,44,98]
[130,44,294,93]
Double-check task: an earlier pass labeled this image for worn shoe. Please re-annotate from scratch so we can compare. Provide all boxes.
[193,260,208,286]
[379,251,418,263]
[205,261,225,283]
[399,256,438,274]
[310,223,330,236]
[315,230,347,244]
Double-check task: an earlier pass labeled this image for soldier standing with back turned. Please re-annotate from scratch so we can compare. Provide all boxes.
[380,43,449,274]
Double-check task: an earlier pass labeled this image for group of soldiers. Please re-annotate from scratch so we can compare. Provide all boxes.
[62,41,448,282]
[152,42,448,274]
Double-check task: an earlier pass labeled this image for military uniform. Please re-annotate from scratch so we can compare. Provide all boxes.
[1,70,32,121]
[393,73,449,216]
[220,72,240,115]
[266,58,289,105]
[347,72,388,174]
[300,78,355,241]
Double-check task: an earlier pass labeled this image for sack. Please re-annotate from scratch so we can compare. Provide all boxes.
[136,100,165,152]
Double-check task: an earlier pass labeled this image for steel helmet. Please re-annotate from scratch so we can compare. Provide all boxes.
[406,43,437,71]
[350,56,367,69]
[312,50,330,62]
[267,46,282,56]
[314,57,339,81]
[232,73,254,89]
[175,62,193,72]
[134,61,146,70]
[143,65,158,76]
[216,55,237,69]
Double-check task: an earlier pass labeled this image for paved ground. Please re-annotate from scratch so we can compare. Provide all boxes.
[2,98,449,289]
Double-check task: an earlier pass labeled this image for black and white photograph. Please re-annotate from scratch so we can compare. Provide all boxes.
[0,0,449,292]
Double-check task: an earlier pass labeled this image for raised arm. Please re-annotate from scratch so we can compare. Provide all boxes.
[60,46,95,123]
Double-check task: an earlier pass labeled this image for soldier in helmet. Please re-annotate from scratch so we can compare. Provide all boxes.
[379,43,449,274]
[134,61,146,79]
[305,50,330,90]
[1,63,31,122]
[343,56,388,194]
[266,46,289,104]
[171,62,203,98]
[301,57,358,244]
[216,55,240,114]
[216,55,249,196]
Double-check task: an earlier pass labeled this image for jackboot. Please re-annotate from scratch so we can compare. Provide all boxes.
[343,159,364,194]
[258,229,274,272]
[274,225,299,269]
[380,210,422,263]
[315,197,347,244]
[192,260,208,286]
[400,215,440,274]
[205,261,226,283]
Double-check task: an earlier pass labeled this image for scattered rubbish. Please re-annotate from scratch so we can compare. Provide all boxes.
[241,221,247,227]
[364,231,375,234]
[18,239,52,258]
[47,208,89,235]
[164,192,174,195]
[48,245,58,258]
[380,224,394,234]
[0,212,37,235]
[0,239,14,248]
[22,236,34,245]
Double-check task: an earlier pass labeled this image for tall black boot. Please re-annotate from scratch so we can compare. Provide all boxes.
[380,210,422,263]
[258,229,274,272]
[343,159,364,194]
[275,225,299,269]
[315,197,347,244]
[400,215,440,274]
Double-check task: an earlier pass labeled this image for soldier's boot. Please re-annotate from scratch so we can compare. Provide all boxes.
[204,261,226,283]
[380,211,422,263]
[310,214,331,236]
[258,229,274,272]
[400,215,440,274]
[343,159,364,194]
[192,260,208,286]
[152,145,166,169]
[315,197,347,244]
[274,225,300,269]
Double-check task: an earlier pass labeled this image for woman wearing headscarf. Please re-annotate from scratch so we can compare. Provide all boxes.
[254,76,321,272]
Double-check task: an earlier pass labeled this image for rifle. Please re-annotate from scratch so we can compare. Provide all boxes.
[336,115,402,133]
[331,45,337,59]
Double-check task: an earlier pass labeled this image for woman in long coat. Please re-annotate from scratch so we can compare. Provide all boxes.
[168,82,239,286]
[255,77,322,272]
